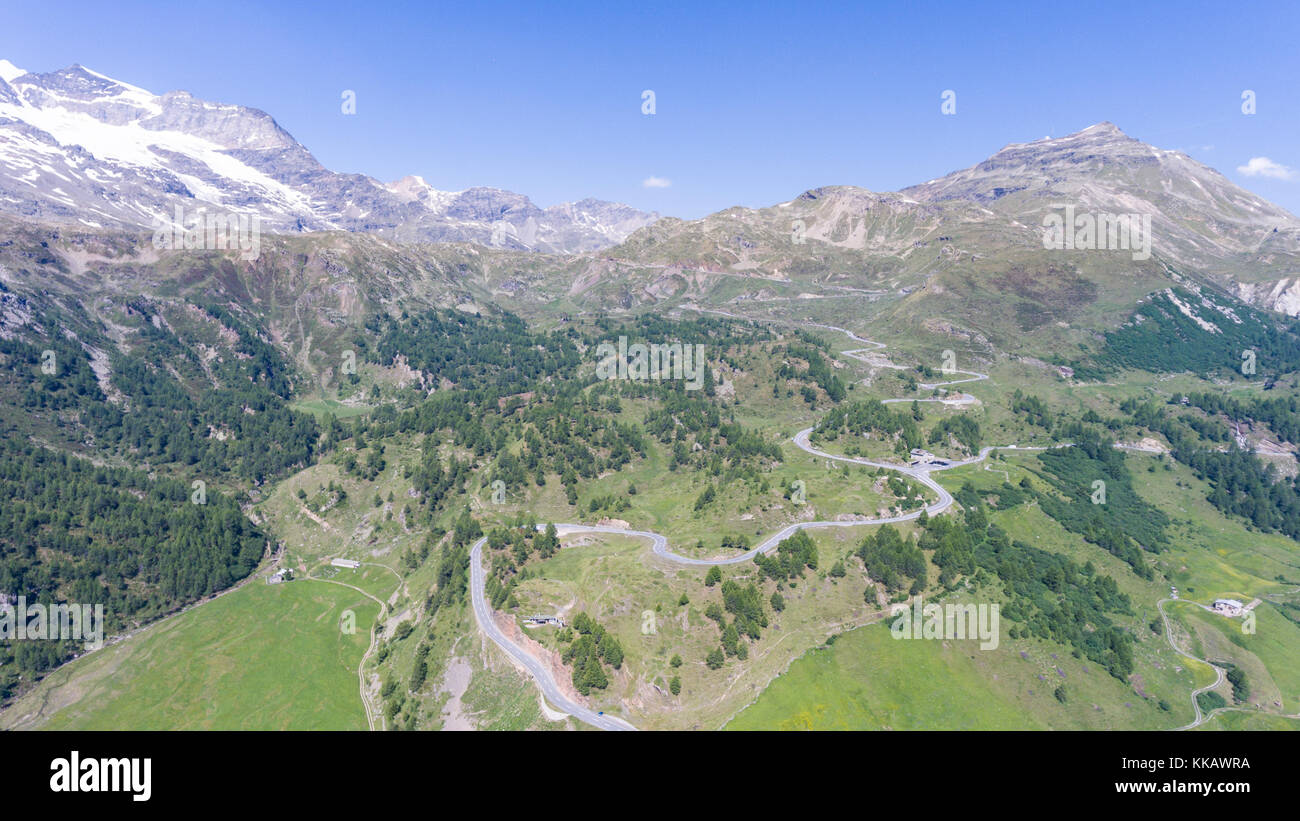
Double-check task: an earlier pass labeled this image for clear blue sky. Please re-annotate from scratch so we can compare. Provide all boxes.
[5,0,1298,218]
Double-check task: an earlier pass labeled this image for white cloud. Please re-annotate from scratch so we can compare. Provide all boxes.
[642,176,672,188]
[1237,156,1296,180]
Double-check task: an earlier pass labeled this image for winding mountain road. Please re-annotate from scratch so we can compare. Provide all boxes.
[467,318,1009,729]
[463,316,1185,731]
[1157,597,1226,730]
[469,535,636,731]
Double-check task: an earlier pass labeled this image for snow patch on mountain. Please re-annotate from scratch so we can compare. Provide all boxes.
[0,61,659,252]
[0,60,25,84]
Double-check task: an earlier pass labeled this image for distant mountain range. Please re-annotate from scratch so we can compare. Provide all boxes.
[0,60,659,253]
[1,59,1299,337]
[594,122,1300,319]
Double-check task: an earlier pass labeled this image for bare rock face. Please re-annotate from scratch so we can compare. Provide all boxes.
[585,122,1300,333]
[901,122,1300,274]
[0,61,658,251]
[1235,278,1300,317]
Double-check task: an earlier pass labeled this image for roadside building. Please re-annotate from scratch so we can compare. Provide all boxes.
[523,615,564,627]
[1213,599,1243,617]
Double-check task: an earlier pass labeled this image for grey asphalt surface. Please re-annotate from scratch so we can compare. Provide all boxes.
[469,535,637,731]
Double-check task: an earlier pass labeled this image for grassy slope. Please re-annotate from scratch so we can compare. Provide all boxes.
[7,311,1299,731]
[729,444,1300,730]
[508,525,894,730]
[728,622,1045,730]
[0,580,376,730]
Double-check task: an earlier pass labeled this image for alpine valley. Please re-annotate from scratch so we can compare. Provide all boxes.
[1,61,1298,733]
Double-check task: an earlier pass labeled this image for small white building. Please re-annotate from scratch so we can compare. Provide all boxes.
[1213,599,1243,617]
[523,615,564,627]
[268,568,293,585]
[331,558,361,570]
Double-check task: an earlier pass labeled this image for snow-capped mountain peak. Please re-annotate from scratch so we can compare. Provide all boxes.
[0,61,659,251]
[0,60,25,84]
